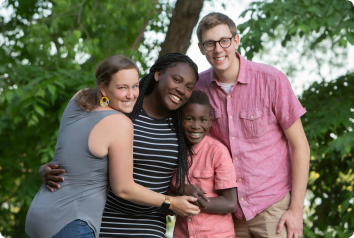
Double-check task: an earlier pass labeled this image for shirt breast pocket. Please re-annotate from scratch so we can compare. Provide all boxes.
[239,108,265,138]
[192,169,214,191]
[211,110,221,121]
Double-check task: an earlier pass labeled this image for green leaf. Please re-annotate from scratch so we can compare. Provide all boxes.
[47,85,57,96]
[337,230,346,238]
[327,16,336,27]
[340,38,347,47]
[341,198,350,214]
[54,81,65,89]
[346,32,354,45]
[34,105,45,117]
[35,88,45,98]
[35,98,50,107]
[324,231,334,238]
[345,231,354,238]
[304,227,317,238]
[28,114,39,127]
[309,19,318,30]
[299,24,310,33]
[5,91,15,102]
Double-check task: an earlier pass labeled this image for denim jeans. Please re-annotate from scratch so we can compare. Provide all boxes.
[27,219,95,238]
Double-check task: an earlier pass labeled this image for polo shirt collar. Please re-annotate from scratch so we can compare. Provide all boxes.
[190,135,209,155]
[210,52,249,86]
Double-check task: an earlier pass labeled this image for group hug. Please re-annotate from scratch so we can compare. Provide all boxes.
[25,12,310,238]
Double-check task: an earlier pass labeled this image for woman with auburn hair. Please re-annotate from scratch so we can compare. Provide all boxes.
[27,54,200,238]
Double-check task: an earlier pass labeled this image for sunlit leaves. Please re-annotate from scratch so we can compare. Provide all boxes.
[238,0,354,60]
[300,73,354,236]
[1,0,170,73]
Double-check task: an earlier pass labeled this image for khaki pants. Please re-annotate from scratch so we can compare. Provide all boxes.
[233,193,291,238]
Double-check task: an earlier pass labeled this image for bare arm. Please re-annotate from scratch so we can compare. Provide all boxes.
[203,188,237,213]
[105,114,200,217]
[277,118,310,237]
[182,184,237,213]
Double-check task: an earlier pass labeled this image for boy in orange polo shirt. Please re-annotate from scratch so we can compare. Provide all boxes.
[170,90,238,238]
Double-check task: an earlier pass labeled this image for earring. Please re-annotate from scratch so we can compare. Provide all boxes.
[100,97,109,107]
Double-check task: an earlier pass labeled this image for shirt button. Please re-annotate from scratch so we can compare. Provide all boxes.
[234,157,238,161]
[250,116,254,119]
[239,178,242,182]
[231,137,234,140]
[228,95,231,98]
[230,116,232,119]
[241,198,244,201]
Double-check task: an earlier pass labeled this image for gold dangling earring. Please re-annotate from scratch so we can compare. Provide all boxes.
[100,97,109,107]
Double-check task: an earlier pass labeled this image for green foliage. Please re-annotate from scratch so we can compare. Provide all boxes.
[0,65,94,236]
[300,73,354,237]
[1,0,173,72]
[237,0,354,60]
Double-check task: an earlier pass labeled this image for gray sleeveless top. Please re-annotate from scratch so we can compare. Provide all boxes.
[25,98,120,238]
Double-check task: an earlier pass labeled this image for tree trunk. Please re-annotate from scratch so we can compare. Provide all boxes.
[159,0,205,56]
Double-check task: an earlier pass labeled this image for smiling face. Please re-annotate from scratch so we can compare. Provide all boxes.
[182,103,212,145]
[100,68,139,113]
[154,63,196,112]
[198,24,240,74]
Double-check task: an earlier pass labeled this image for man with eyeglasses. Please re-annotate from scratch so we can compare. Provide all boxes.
[191,12,310,238]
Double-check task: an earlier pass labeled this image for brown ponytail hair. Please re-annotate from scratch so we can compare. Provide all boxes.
[76,55,139,110]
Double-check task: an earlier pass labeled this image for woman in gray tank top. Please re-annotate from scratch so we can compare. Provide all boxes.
[25,55,200,238]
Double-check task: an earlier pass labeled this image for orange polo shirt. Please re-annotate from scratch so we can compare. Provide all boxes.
[171,135,237,238]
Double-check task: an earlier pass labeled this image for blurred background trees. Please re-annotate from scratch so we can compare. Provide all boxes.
[0,0,353,237]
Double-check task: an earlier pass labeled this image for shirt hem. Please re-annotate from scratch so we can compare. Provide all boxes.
[236,189,291,221]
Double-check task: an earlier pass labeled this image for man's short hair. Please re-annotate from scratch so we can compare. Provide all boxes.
[197,12,237,43]
[184,90,211,113]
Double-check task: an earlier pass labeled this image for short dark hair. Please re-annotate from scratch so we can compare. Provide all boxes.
[184,90,211,113]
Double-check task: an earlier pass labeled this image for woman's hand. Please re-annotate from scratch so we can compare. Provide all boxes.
[39,162,65,192]
[183,184,209,209]
[169,196,200,217]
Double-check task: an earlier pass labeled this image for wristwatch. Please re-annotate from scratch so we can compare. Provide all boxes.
[160,195,171,211]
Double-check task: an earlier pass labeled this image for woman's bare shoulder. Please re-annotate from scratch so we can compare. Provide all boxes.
[102,113,133,131]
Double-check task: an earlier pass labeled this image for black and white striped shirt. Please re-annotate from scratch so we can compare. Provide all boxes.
[100,110,178,238]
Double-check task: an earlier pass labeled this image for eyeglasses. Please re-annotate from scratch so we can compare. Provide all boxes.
[201,36,234,52]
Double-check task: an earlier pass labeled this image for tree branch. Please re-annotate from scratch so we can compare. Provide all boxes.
[36,4,81,23]
[159,0,205,56]
[131,20,150,50]
[77,0,90,39]
[130,0,159,50]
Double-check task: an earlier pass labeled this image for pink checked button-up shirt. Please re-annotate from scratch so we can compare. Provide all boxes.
[195,53,306,220]
[171,135,237,238]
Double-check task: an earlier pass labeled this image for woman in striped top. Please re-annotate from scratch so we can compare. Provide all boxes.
[40,53,199,237]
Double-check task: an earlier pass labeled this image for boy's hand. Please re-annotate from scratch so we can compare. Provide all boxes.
[39,162,65,192]
[184,184,209,209]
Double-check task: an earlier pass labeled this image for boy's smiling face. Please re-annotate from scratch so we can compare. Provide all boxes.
[182,103,212,145]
